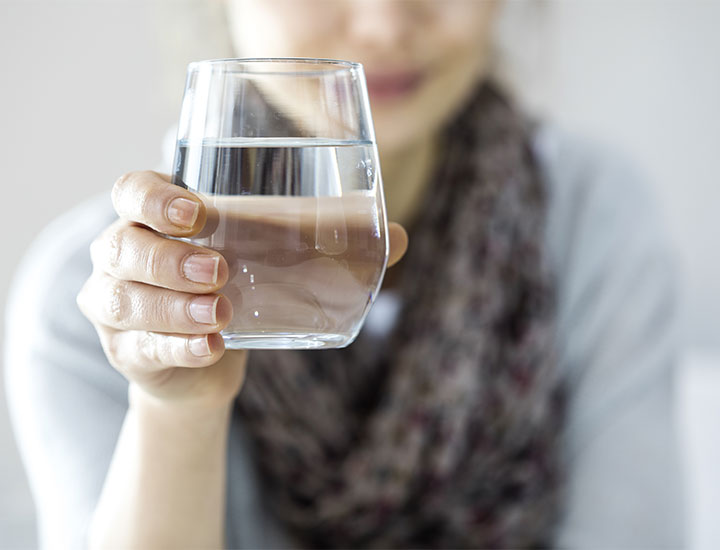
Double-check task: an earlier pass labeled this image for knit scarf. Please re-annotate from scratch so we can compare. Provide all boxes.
[236,82,564,549]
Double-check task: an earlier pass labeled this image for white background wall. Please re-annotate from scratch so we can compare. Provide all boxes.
[1,1,718,548]
[502,1,720,350]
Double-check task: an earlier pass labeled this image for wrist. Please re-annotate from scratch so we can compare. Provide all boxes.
[129,383,234,428]
[127,349,248,418]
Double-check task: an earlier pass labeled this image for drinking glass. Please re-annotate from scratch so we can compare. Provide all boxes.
[171,58,388,349]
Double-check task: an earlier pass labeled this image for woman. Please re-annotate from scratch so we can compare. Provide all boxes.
[5,1,685,548]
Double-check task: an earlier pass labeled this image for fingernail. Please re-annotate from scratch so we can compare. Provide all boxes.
[183,254,219,285]
[188,336,212,357]
[189,295,218,325]
[167,197,199,228]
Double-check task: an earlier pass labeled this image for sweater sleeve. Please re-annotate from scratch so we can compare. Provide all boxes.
[3,193,128,549]
[3,192,293,550]
[536,126,686,548]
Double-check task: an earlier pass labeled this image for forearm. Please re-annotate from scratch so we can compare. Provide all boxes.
[89,386,232,549]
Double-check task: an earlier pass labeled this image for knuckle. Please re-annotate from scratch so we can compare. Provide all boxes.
[113,170,145,193]
[136,184,152,220]
[103,222,160,279]
[76,274,100,320]
[106,224,128,270]
[105,278,132,325]
[141,290,176,329]
[138,331,163,365]
[105,332,120,363]
[88,236,101,266]
[97,330,122,370]
[142,240,163,281]
[158,291,177,323]
[75,284,88,316]
[111,172,135,208]
[112,171,153,218]
[112,172,130,196]
[139,332,190,368]
[91,222,127,271]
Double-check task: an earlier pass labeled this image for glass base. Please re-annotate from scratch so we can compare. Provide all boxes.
[222,331,351,350]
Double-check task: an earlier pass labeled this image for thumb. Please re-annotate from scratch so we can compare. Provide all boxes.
[387,222,408,267]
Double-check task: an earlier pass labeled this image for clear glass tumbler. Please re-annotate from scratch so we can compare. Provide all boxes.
[171,58,388,350]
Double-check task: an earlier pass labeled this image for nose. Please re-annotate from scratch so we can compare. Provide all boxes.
[344,0,416,53]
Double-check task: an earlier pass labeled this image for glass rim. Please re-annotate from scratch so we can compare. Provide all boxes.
[187,57,363,76]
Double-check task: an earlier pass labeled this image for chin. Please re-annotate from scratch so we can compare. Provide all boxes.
[372,57,486,155]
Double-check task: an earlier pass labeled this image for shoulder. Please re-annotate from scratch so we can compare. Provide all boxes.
[531,122,680,394]
[532,121,678,285]
[532,127,685,548]
[532,122,660,211]
[532,123,675,283]
[3,193,126,548]
[7,192,114,327]
[10,192,113,287]
[5,192,119,391]
[9,192,114,303]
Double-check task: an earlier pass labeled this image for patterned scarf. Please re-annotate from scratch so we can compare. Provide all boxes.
[236,82,564,549]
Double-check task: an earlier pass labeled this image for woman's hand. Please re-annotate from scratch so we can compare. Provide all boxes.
[77,170,409,412]
[77,171,245,411]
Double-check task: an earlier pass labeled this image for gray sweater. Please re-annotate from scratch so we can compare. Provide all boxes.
[4,124,685,548]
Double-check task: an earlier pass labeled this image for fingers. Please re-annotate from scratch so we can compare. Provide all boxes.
[112,170,207,237]
[90,219,229,293]
[77,272,234,334]
[387,222,409,267]
[97,328,226,373]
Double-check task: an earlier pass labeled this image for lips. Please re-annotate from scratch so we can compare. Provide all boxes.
[364,70,424,102]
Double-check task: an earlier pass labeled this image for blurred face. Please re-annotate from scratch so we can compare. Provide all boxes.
[226,0,498,154]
